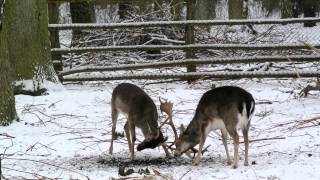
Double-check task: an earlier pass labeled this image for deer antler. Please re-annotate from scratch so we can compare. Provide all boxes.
[158,97,210,158]
[159,97,178,143]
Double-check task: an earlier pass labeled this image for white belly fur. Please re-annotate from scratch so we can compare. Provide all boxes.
[205,118,227,135]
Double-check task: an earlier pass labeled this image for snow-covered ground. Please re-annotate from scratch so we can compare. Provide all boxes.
[1,79,320,180]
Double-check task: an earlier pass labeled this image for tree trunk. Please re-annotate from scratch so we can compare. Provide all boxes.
[138,0,151,15]
[170,0,184,20]
[0,1,17,126]
[261,0,279,17]
[291,0,301,18]
[70,1,95,40]
[118,0,132,19]
[185,0,196,76]
[281,0,293,19]
[194,0,216,20]
[228,0,245,19]
[5,0,55,89]
[303,0,316,27]
[48,1,62,71]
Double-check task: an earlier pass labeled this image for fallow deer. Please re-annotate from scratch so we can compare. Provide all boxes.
[108,83,169,160]
[174,86,255,168]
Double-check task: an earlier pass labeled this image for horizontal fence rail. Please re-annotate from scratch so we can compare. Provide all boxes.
[48,17,320,30]
[59,55,320,76]
[62,71,320,82]
[51,43,320,54]
[49,15,320,81]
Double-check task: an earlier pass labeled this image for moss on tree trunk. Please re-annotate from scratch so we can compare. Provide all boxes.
[0,1,17,126]
[5,0,55,88]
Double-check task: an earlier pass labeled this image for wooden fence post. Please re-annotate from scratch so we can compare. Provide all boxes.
[185,0,196,74]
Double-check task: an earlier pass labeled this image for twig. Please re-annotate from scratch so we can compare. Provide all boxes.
[2,167,56,180]
[240,137,286,143]
[0,133,15,139]
[152,168,172,180]
[4,157,90,180]
[256,100,274,105]
[48,100,62,108]
[291,116,320,129]
[299,40,320,54]
[178,168,192,180]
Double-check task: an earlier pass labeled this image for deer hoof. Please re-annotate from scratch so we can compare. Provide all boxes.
[192,159,200,166]
[131,155,136,161]
[165,154,173,159]
[244,161,249,166]
[227,160,232,166]
[231,163,238,169]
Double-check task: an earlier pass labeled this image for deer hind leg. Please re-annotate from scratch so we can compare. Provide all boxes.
[130,122,136,160]
[193,124,208,166]
[221,129,232,165]
[228,128,239,169]
[243,127,249,166]
[124,121,135,160]
[109,107,118,155]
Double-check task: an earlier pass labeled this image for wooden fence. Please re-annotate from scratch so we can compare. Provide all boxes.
[48,3,320,82]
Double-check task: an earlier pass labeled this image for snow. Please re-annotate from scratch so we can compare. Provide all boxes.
[1,79,320,179]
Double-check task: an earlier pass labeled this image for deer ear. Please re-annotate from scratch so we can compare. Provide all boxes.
[159,97,164,104]
[179,124,185,137]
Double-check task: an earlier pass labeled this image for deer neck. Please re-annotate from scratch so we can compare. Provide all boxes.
[184,114,203,143]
